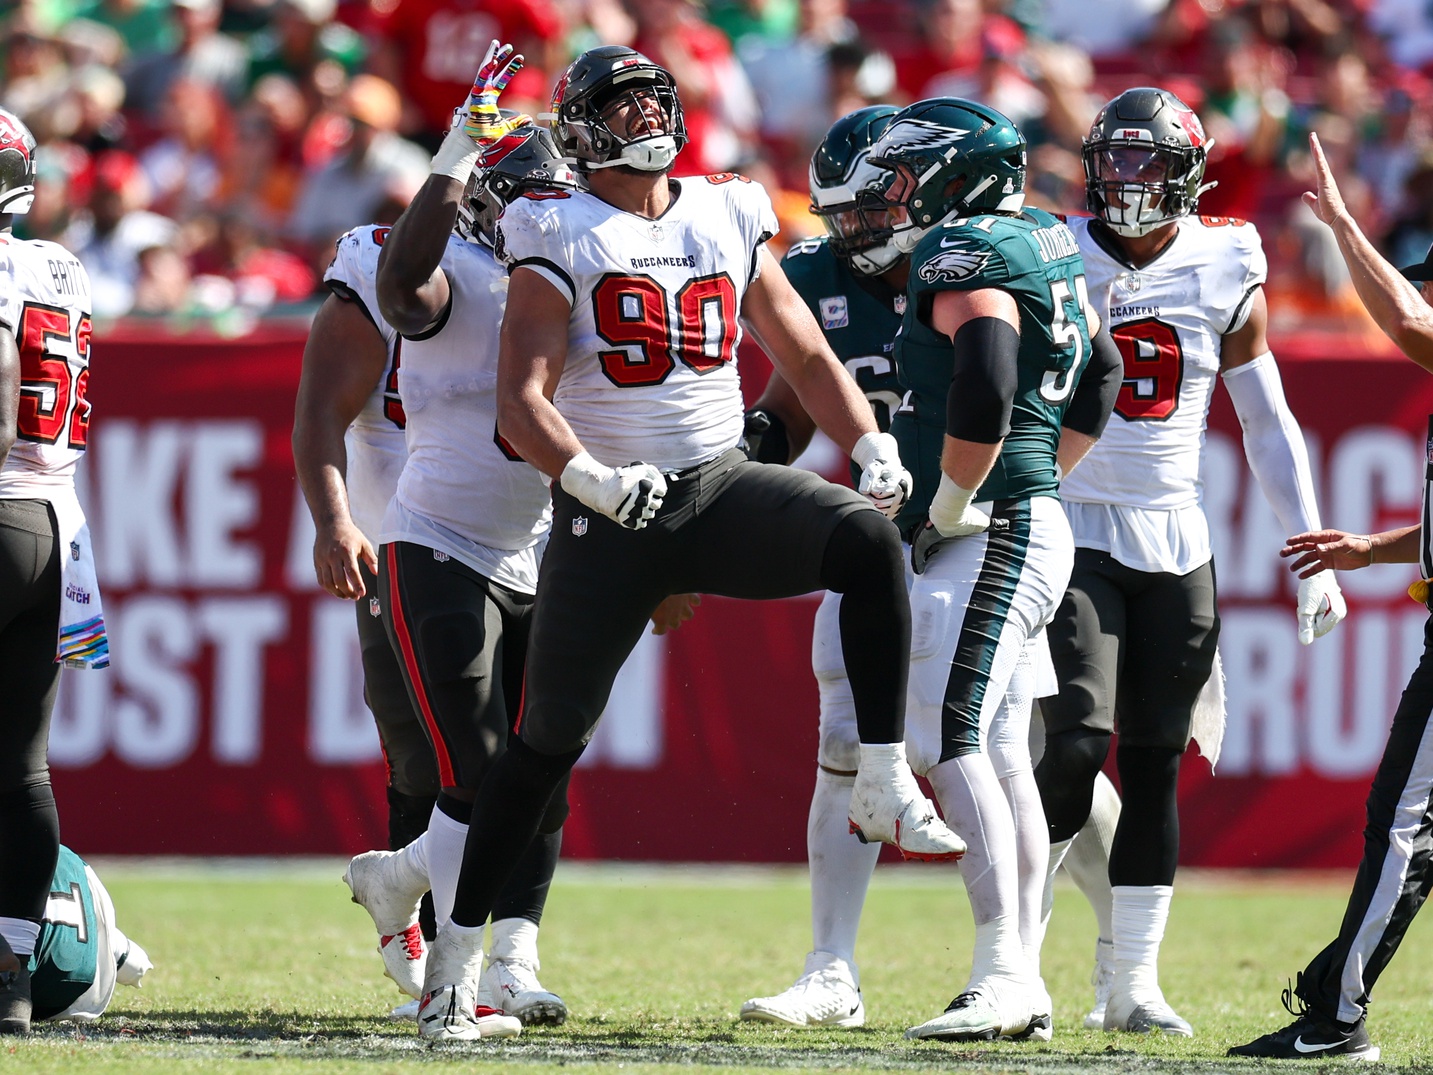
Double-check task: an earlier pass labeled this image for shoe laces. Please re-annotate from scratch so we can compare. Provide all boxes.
[394,923,424,961]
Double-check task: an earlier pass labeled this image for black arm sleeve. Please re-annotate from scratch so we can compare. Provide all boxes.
[1062,324,1122,438]
[947,316,1020,444]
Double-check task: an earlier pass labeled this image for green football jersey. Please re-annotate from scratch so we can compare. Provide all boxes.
[891,207,1092,533]
[29,846,100,1021]
[782,235,906,465]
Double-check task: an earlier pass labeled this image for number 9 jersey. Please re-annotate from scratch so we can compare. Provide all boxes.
[495,174,778,472]
[0,237,93,496]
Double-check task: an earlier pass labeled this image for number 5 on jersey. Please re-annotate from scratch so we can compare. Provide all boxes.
[17,302,93,449]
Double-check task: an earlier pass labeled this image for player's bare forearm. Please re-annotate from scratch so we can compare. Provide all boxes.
[376,175,461,336]
[941,434,1001,492]
[293,295,386,529]
[1306,133,1433,370]
[0,329,17,469]
[1056,428,1098,478]
[497,267,585,478]
[743,249,874,455]
[751,367,817,462]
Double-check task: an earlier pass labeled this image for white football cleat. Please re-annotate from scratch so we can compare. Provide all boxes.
[1104,983,1192,1036]
[343,850,430,998]
[482,956,567,1026]
[388,998,421,1022]
[1084,939,1114,1030]
[906,976,1037,1042]
[1003,978,1053,1042]
[848,766,965,861]
[115,937,153,988]
[740,951,865,1028]
[418,982,522,1042]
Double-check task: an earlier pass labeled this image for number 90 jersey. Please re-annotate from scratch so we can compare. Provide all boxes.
[1058,214,1267,511]
[496,174,778,472]
[892,207,1091,534]
[0,237,93,497]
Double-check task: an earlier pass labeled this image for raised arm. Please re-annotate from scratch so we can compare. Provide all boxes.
[292,294,389,599]
[1306,132,1433,371]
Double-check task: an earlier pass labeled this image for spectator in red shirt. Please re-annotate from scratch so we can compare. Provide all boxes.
[366,0,564,150]
[891,0,1023,103]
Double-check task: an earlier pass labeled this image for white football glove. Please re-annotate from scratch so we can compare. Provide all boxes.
[851,432,913,518]
[1296,568,1347,645]
[560,451,667,530]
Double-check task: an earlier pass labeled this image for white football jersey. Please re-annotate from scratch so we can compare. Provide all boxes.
[322,224,407,543]
[0,238,94,498]
[496,174,779,472]
[381,236,552,596]
[1059,214,1266,572]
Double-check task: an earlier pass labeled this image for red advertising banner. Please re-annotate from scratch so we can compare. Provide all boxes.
[47,326,1431,869]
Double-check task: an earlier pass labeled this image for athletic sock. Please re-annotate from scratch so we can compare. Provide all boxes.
[1111,884,1172,999]
[489,916,540,966]
[1000,769,1048,966]
[0,919,38,958]
[1039,836,1073,963]
[808,768,880,969]
[1064,770,1119,940]
[424,798,470,932]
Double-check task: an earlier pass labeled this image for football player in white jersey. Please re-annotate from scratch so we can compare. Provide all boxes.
[0,108,107,1036]
[341,44,586,1042]
[413,43,962,1041]
[293,217,442,1011]
[1034,87,1346,1036]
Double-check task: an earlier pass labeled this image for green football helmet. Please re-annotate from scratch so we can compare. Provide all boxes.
[865,97,1026,252]
[808,104,903,277]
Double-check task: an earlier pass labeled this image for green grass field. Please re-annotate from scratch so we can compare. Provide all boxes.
[11,860,1433,1073]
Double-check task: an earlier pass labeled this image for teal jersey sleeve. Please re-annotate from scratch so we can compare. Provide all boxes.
[29,846,101,1021]
[892,207,1093,531]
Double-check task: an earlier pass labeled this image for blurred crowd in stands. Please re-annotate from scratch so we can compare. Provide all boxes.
[4,0,1430,337]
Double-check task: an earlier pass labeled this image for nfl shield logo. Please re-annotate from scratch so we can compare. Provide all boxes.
[819,296,849,329]
[69,540,80,560]
[649,223,664,243]
[573,516,589,536]
[1117,271,1142,294]
[368,596,381,618]
[894,294,907,315]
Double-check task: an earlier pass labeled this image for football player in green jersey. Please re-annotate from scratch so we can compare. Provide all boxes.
[739,105,912,1029]
[869,98,1122,1042]
[0,845,151,1032]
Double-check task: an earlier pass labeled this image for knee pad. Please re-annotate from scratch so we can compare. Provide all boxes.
[820,509,903,595]
[1035,727,1111,840]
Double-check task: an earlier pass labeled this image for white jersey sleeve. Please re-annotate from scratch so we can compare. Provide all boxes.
[320,225,407,543]
[495,175,778,472]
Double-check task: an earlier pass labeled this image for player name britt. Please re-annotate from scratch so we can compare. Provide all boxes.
[630,254,698,269]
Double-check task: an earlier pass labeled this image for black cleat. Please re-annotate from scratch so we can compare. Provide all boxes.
[1228,980,1379,1061]
[0,944,31,1036]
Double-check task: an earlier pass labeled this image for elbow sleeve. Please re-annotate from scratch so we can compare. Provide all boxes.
[1064,325,1123,438]
[947,317,1019,444]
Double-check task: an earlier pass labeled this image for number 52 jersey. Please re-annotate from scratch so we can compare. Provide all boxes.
[496,174,778,472]
[0,237,93,496]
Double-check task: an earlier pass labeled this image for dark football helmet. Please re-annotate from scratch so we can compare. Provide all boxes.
[0,108,37,215]
[865,97,1026,253]
[809,104,903,277]
[456,123,582,245]
[549,45,686,173]
[1082,87,1215,237]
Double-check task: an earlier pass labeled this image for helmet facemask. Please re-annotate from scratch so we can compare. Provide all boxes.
[1084,140,1205,236]
[807,104,904,277]
[556,68,686,173]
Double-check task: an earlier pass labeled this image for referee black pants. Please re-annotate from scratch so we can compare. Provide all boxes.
[1299,612,1433,1024]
